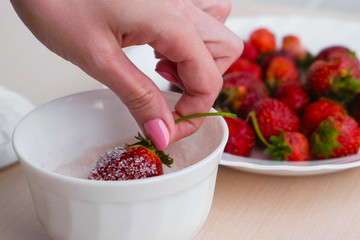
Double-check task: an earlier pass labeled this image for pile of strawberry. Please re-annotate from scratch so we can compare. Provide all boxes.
[215,28,360,161]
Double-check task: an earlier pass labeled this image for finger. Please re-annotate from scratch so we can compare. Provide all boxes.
[155,5,242,78]
[154,50,165,59]
[150,13,224,142]
[191,0,232,23]
[154,1,241,88]
[76,33,175,151]
[190,7,243,74]
[155,59,184,88]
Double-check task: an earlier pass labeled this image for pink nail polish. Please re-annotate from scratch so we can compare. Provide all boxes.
[156,71,180,85]
[144,119,170,151]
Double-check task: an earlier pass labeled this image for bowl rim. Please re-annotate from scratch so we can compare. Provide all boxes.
[13,89,229,187]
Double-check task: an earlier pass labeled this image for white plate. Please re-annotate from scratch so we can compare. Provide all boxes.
[221,15,360,176]
[124,15,360,176]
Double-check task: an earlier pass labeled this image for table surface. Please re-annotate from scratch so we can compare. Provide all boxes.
[2,2,360,240]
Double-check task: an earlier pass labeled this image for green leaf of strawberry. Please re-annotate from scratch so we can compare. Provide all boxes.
[264,132,293,161]
[310,119,341,159]
[128,132,174,167]
[332,73,360,101]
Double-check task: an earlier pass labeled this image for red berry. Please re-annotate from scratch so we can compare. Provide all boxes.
[275,82,309,113]
[306,60,334,96]
[265,131,311,161]
[282,132,311,161]
[257,50,294,70]
[301,98,346,136]
[311,115,360,159]
[265,56,300,91]
[306,52,360,100]
[315,46,354,61]
[328,52,360,78]
[88,134,172,181]
[281,35,308,61]
[224,117,255,156]
[240,41,259,62]
[249,28,276,54]
[252,98,300,140]
[215,72,268,117]
[224,58,263,80]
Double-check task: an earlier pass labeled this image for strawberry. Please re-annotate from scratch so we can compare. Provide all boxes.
[88,133,173,181]
[328,51,360,75]
[281,35,308,61]
[264,56,300,91]
[275,82,309,113]
[240,41,259,62]
[311,115,360,159]
[306,51,360,101]
[279,131,311,161]
[266,131,311,161]
[248,112,310,161]
[249,28,276,54]
[214,72,268,117]
[315,46,354,61]
[301,98,346,136]
[257,50,294,71]
[224,58,263,80]
[281,35,313,70]
[306,60,335,96]
[224,117,255,156]
[250,98,300,140]
[331,52,360,79]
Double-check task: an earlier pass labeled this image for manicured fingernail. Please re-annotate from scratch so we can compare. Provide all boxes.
[156,70,180,85]
[144,118,170,151]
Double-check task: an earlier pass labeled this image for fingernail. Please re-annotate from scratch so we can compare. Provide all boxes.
[144,118,170,151]
[156,70,180,85]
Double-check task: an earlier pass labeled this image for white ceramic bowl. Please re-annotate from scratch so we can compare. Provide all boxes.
[13,89,228,240]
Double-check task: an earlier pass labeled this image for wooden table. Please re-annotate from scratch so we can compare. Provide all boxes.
[2,2,360,240]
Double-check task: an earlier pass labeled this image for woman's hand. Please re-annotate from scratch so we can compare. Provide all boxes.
[10,0,243,150]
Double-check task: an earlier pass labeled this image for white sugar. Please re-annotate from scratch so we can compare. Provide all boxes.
[54,144,113,179]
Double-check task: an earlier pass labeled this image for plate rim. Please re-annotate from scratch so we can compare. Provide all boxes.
[220,153,360,172]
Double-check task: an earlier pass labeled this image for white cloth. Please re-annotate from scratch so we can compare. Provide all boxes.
[0,86,34,168]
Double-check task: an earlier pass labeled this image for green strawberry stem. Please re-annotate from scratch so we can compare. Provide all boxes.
[247,111,271,148]
[175,112,237,124]
[130,112,236,167]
